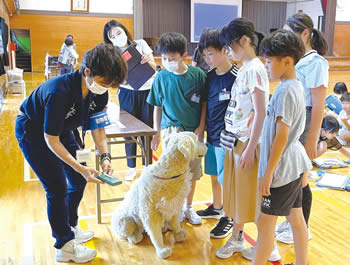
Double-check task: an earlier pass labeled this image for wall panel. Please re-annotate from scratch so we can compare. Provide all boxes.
[333,23,350,57]
[242,1,286,34]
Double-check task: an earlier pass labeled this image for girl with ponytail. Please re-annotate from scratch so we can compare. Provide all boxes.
[216,18,281,262]
[275,12,329,245]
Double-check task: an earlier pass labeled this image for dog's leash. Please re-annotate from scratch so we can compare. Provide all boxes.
[152,170,188,180]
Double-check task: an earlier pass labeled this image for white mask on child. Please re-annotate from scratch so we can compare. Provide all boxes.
[109,31,128,48]
[85,77,109,95]
[162,59,179,73]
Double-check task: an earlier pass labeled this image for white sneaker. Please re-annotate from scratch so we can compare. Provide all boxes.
[216,234,245,259]
[184,206,202,225]
[276,226,312,244]
[275,220,291,235]
[55,239,96,263]
[125,168,137,181]
[71,226,94,243]
[242,244,281,261]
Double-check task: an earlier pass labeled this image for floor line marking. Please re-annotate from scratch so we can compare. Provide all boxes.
[79,220,96,251]
[313,190,350,213]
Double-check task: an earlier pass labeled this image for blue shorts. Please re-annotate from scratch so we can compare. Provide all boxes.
[204,143,226,184]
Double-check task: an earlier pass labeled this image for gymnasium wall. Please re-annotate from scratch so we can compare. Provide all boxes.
[334,1,350,57]
[9,14,133,71]
[333,23,350,57]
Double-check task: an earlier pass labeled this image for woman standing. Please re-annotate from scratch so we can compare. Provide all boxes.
[15,44,127,263]
[103,20,155,181]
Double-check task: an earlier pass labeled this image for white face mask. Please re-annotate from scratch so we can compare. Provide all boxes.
[85,77,109,95]
[162,59,179,72]
[109,30,128,48]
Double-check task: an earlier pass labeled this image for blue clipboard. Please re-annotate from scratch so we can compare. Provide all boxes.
[325,95,342,115]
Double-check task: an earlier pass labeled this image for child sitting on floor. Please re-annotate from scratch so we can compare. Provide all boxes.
[337,93,350,145]
[318,115,350,158]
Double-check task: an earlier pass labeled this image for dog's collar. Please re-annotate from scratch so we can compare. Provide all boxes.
[152,170,187,180]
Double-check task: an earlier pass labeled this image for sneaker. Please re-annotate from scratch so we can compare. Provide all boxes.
[71,226,94,243]
[216,234,245,259]
[242,244,281,261]
[276,226,312,244]
[196,204,224,219]
[184,206,202,225]
[210,217,233,239]
[125,168,136,181]
[55,239,96,263]
[275,220,291,235]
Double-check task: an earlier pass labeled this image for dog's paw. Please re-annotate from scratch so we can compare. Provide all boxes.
[156,246,172,259]
[128,233,143,244]
[174,230,187,242]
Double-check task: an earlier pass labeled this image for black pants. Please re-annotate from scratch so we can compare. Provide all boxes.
[118,87,154,168]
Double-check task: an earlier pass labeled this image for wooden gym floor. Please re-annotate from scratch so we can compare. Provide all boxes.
[0,71,350,265]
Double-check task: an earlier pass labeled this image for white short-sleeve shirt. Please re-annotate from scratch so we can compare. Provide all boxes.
[338,110,350,131]
[224,57,269,142]
[120,39,155,91]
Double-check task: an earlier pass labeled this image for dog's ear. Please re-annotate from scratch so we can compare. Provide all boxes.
[177,136,195,160]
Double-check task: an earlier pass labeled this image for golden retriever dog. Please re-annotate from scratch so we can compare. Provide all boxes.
[111,132,207,258]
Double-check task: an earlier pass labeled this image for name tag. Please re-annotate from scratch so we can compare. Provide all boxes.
[89,110,111,130]
[76,149,91,163]
[219,91,230,101]
[191,94,200,103]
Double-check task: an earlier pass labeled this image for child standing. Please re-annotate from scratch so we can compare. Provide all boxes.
[58,37,79,75]
[194,28,238,238]
[147,32,207,225]
[215,18,280,262]
[253,29,312,265]
[276,12,329,244]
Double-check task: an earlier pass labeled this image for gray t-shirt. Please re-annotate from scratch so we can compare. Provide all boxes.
[258,79,312,188]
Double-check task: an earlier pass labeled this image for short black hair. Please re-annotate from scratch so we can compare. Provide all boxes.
[334,82,348,95]
[79,43,127,88]
[198,28,224,53]
[220,17,265,55]
[340,92,350,103]
[157,32,187,56]
[321,116,340,133]
[66,34,73,39]
[64,38,74,46]
[260,30,305,65]
[103,20,133,46]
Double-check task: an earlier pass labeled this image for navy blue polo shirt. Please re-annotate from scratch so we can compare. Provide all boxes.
[206,65,238,146]
[20,70,108,136]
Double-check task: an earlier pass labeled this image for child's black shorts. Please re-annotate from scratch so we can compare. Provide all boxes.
[261,175,303,216]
